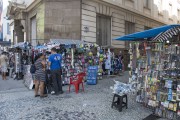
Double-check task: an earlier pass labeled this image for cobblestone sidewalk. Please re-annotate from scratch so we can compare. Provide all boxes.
[0,74,157,120]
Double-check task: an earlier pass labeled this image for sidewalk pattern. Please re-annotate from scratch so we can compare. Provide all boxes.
[0,74,159,120]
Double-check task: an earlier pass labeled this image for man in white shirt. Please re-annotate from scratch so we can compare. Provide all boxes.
[0,52,8,80]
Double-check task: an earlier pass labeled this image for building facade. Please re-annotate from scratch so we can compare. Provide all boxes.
[0,0,3,41]
[81,0,180,48]
[6,0,180,46]
[2,8,11,42]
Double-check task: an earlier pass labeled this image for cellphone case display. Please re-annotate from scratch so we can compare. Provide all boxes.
[61,48,87,85]
[129,38,180,119]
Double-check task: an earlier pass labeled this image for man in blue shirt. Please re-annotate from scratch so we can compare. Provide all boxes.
[48,47,63,95]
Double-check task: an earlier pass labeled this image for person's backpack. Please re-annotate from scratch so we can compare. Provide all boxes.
[30,64,36,74]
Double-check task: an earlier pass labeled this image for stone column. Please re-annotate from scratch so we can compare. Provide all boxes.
[14,20,24,43]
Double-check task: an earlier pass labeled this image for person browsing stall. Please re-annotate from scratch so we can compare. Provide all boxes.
[0,52,8,80]
[34,53,47,98]
[48,47,63,95]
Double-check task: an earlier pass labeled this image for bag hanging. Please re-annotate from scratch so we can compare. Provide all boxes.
[30,64,36,74]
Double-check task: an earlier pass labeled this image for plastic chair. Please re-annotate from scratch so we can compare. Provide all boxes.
[69,72,86,93]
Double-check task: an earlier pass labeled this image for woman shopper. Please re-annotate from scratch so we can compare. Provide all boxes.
[34,53,47,98]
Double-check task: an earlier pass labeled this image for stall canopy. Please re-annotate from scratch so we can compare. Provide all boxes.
[12,42,25,48]
[114,24,180,42]
[0,41,11,46]
[34,45,47,50]
[50,39,86,45]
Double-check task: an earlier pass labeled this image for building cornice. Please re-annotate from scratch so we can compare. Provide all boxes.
[6,1,26,19]
[26,0,42,12]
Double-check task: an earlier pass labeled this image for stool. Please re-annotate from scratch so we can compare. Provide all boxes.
[111,94,128,112]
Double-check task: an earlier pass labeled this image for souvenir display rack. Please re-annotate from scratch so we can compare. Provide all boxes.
[155,42,180,119]
[129,37,180,119]
[55,42,104,85]
[61,48,88,85]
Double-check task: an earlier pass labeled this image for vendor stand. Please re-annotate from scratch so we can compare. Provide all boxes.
[101,45,124,75]
[114,25,180,119]
[49,39,92,85]
[49,39,124,85]
[9,42,32,80]
[9,42,34,89]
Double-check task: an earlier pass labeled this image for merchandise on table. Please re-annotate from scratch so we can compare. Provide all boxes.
[110,80,137,95]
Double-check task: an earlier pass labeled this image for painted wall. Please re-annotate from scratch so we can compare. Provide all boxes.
[44,0,81,40]
[27,1,45,46]
[36,3,45,42]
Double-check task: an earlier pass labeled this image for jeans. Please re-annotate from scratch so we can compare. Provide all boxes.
[9,67,13,77]
[51,69,62,93]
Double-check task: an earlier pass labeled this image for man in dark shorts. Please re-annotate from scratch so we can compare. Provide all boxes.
[48,47,63,95]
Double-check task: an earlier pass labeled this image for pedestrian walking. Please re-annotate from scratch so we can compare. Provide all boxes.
[48,47,63,95]
[0,52,8,80]
[34,53,47,98]
[9,54,15,78]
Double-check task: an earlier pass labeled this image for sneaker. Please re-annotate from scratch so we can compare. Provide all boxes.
[51,91,55,94]
[59,91,64,94]
[40,94,48,98]
[34,95,40,97]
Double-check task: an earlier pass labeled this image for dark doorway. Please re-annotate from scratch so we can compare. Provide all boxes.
[96,14,111,46]
[31,16,37,46]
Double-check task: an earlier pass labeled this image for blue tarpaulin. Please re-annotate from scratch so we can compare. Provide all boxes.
[114,24,180,41]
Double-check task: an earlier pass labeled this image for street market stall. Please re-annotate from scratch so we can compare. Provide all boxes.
[49,39,124,85]
[8,42,34,89]
[114,24,180,119]
[21,39,124,90]
[8,42,32,80]
[49,39,103,85]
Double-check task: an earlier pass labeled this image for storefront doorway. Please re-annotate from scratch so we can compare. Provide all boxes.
[96,14,111,46]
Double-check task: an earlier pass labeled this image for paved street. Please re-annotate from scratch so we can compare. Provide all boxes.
[0,76,25,91]
[0,73,160,120]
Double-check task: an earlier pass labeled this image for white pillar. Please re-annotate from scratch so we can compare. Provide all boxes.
[24,32,26,42]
